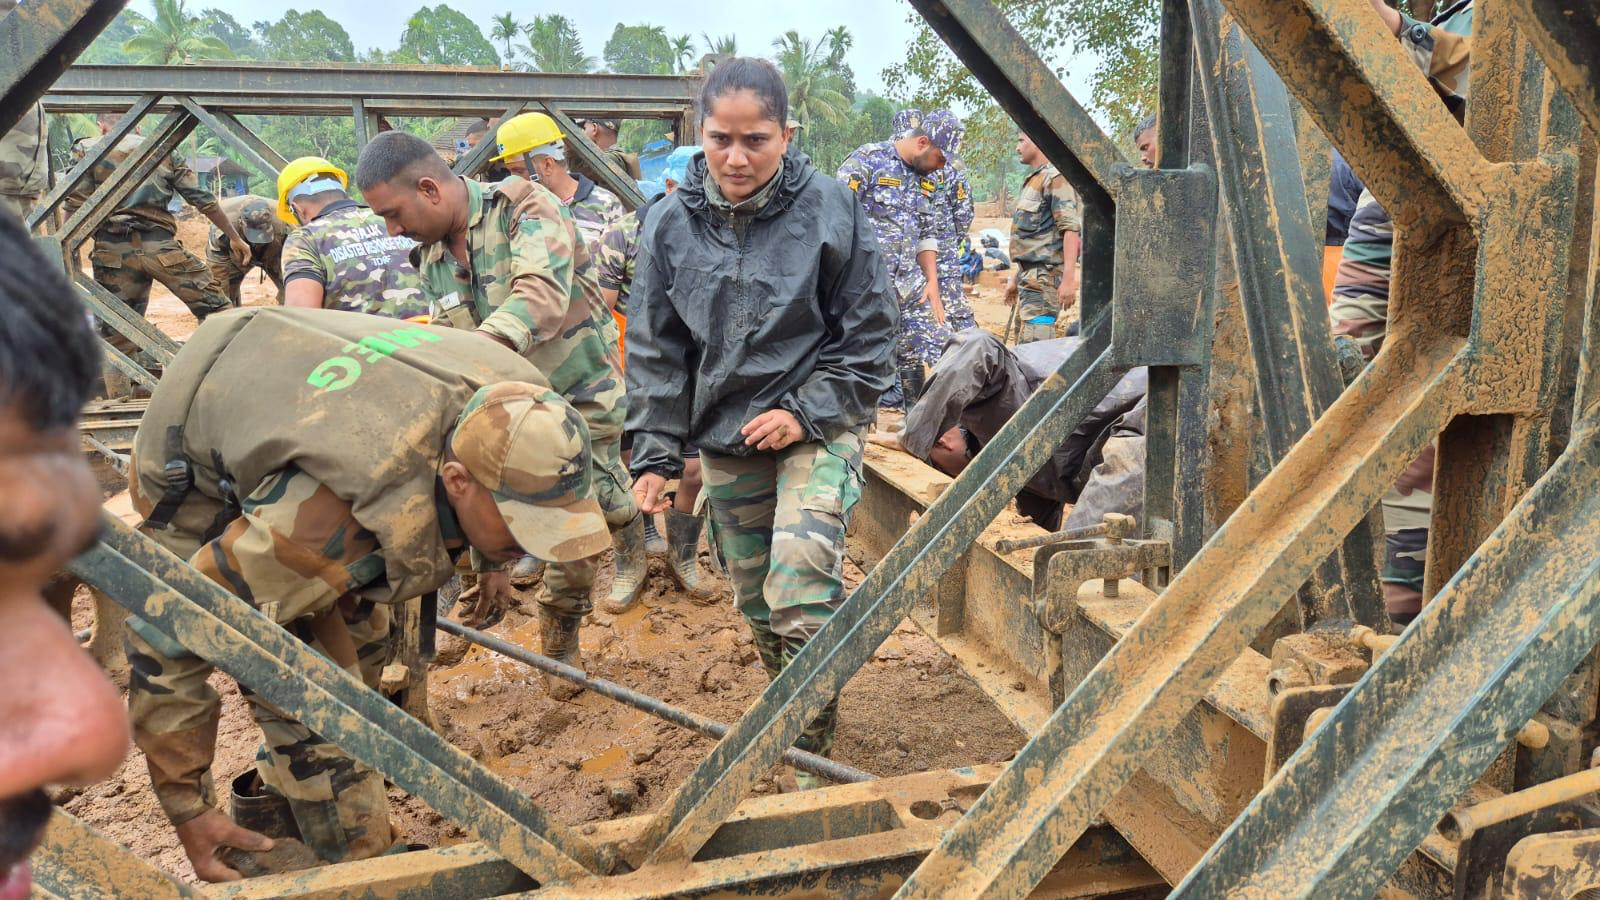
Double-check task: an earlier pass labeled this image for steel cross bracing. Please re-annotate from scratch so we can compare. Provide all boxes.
[0,0,122,135]
[892,0,1589,897]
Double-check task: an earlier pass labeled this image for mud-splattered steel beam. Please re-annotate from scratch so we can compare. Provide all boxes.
[1504,0,1600,137]
[1173,414,1600,898]
[57,109,195,252]
[69,514,608,884]
[0,0,121,134]
[31,810,203,899]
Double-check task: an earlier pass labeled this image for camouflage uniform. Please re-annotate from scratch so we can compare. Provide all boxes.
[412,176,634,615]
[700,428,866,758]
[1010,162,1082,343]
[125,307,600,865]
[66,134,232,347]
[1328,0,1471,617]
[838,140,947,368]
[571,146,642,186]
[933,160,977,331]
[205,194,288,306]
[280,199,429,319]
[0,101,47,220]
[566,175,624,258]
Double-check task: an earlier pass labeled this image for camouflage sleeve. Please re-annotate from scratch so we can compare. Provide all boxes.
[476,193,580,354]
[1048,173,1082,233]
[1398,13,1472,106]
[953,171,976,236]
[280,230,329,285]
[129,467,384,825]
[916,189,939,255]
[596,214,636,293]
[1328,189,1394,360]
[836,151,871,195]
[169,153,220,215]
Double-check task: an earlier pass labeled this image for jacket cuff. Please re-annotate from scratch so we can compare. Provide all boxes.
[916,238,940,254]
[779,394,824,442]
[475,313,533,354]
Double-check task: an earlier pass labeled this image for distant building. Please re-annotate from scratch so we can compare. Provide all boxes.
[188,155,250,197]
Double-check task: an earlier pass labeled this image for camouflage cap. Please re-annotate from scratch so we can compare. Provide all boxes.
[237,196,277,244]
[920,108,964,156]
[892,107,923,139]
[451,382,610,563]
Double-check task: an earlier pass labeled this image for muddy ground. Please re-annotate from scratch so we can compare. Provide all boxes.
[66,213,1044,882]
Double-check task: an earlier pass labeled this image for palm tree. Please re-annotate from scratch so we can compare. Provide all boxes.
[701,32,737,56]
[823,26,852,68]
[122,0,232,64]
[519,15,595,73]
[669,34,695,72]
[489,13,521,66]
[772,31,851,129]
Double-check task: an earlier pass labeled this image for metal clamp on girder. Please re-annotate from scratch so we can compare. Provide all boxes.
[1106,163,1218,369]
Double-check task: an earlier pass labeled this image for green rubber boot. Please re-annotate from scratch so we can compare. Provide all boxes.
[602,513,648,614]
[664,508,710,598]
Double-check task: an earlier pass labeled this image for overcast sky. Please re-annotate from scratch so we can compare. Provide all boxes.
[132,0,1095,108]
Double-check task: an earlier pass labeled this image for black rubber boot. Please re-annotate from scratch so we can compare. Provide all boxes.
[538,606,585,701]
[665,508,709,598]
[642,514,667,556]
[602,513,648,614]
[898,362,926,409]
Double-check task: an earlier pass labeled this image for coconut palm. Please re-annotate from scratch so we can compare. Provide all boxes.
[489,13,521,65]
[669,34,695,72]
[772,30,851,128]
[701,32,737,56]
[519,14,595,73]
[122,0,233,64]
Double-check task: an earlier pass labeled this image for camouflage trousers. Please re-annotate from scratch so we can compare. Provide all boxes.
[545,432,637,616]
[126,469,396,863]
[700,429,865,757]
[938,258,976,332]
[0,191,37,221]
[894,284,952,368]
[206,245,285,307]
[91,229,231,351]
[1017,264,1063,344]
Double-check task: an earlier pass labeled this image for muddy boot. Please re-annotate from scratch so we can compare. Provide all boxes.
[602,513,648,614]
[538,606,585,701]
[509,555,545,585]
[223,771,320,876]
[665,508,709,599]
[643,513,667,556]
[897,362,926,409]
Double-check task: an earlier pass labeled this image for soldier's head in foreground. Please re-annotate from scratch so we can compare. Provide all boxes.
[698,57,793,204]
[894,107,959,175]
[354,131,468,247]
[0,211,129,897]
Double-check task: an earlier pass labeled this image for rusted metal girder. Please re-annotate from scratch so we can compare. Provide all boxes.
[26,92,161,232]
[1503,0,1600,139]
[69,514,608,885]
[539,103,648,209]
[30,810,202,899]
[895,0,1578,890]
[0,0,121,134]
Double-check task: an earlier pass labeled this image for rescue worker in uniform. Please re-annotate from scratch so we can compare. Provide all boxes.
[277,158,429,319]
[205,194,288,306]
[627,58,896,789]
[124,307,609,881]
[572,116,643,182]
[837,108,961,407]
[354,132,637,697]
[1007,130,1083,343]
[490,111,624,256]
[0,0,48,222]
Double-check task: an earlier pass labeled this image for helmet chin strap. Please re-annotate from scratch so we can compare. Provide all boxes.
[521,152,540,183]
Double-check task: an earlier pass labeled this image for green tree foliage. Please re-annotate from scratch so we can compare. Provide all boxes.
[123,0,234,65]
[520,15,595,73]
[603,23,673,75]
[884,0,1159,140]
[701,33,737,56]
[396,5,499,67]
[80,9,149,64]
[773,31,852,131]
[198,9,261,58]
[488,13,520,65]
[669,34,695,72]
[253,10,356,62]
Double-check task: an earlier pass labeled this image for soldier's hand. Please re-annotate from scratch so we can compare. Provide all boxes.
[175,809,274,882]
[1004,274,1018,305]
[742,409,804,452]
[1057,280,1077,310]
[923,282,947,326]
[464,570,514,628]
[633,473,674,515]
[866,430,904,451]
[229,236,252,269]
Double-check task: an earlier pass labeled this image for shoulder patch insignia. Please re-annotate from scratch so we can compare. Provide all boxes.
[847,174,863,192]
[956,184,968,201]
[876,176,903,188]
[919,178,936,195]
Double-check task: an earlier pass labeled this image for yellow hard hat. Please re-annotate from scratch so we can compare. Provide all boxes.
[277,156,349,225]
[490,112,564,163]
